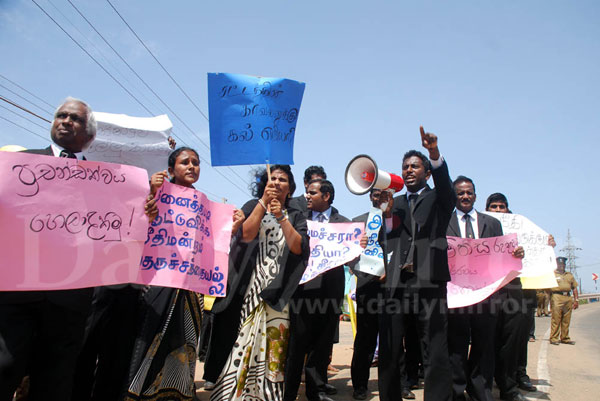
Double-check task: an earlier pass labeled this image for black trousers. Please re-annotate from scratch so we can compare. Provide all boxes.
[517,289,537,381]
[284,303,339,401]
[448,302,497,401]
[0,300,88,401]
[494,286,526,397]
[71,286,141,401]
[350,280,381,391]
[378,284,452,401]
[403,311,422,388]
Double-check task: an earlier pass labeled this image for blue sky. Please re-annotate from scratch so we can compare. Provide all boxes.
[1,0,599,291]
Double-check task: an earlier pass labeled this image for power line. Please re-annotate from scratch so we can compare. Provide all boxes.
[65,0,248,195]
[0,114,48,142]
[104,0,249,189]
[0,103,50,131]
[31,0,156,118]
[45,0,165,117]
[31,0,248,197]
[0,95,52,123]
[63,1,191,147]
[104,0,209,122]
[0,73,55,110]
[0,83,53,116]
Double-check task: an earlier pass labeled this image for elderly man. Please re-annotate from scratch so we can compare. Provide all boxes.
[0,97,97,401]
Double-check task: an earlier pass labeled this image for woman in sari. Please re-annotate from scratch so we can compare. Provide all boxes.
[205,165,309,401]
[125,147,243,401]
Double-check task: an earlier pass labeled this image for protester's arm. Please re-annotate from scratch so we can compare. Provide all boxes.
[241,183,276,243]
[271,198,303,255]
[232,209,245,235]
[548,234,556,247]
[144,194,158,223]
[421,126,455,213]
[145,170,169,223]
[150,170,169,196]
[512,246,525,259]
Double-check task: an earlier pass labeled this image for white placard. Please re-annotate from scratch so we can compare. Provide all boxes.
[482,212,556,279]
[354,207,387,277]
[85,112,173,175]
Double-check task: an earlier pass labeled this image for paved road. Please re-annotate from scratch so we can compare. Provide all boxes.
[195,303,600,400]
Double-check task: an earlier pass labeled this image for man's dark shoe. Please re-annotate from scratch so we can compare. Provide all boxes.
[500,392,527,401]
[320,384,337,395]
[401,388,416,399]
[352,387,367,400]
[518,379,537,392]
[308,393,335,401]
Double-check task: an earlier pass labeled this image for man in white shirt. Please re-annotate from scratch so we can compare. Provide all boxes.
[0,97,97,401]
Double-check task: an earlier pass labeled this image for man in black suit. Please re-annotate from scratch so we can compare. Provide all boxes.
[350,188,386,400]
[378,127,455,401]
[446,176,523,401]
[288,165,327,213]
[284,179,348,401]
[0,97,97,401]
[485,193,531,401]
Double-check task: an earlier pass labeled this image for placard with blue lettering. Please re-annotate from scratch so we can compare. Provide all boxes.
[300,220,365,284]
[354,207,388,277]
[207,72,305,166]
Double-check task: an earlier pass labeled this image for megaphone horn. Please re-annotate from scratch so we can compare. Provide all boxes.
[344,154,404,195]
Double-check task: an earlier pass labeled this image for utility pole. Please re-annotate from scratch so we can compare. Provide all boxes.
[561,229,582,289]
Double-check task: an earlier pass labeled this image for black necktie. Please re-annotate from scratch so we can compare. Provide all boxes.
[464,214,475,239]
[402,193,420,273]
[316,212,326,222]
[60,149,77,159]
[408,194,419,211]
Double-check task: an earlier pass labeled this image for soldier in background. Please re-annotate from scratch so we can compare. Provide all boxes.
[549,257,579,345]
[536,289,550,317]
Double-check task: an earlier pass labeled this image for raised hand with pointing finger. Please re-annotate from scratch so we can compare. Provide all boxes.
[420,125,440,161]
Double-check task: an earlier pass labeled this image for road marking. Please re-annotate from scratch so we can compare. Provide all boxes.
[532,327,552,399]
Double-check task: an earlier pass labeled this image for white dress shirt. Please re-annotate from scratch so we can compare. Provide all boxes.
[455,208,479,239]
[50,143,84,160]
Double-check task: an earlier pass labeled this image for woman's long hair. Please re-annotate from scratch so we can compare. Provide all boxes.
[250,165,296,206]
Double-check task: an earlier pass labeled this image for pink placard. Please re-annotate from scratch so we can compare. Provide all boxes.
[447,234,522,308]
[0,152,150,290]
[138,181,234,296]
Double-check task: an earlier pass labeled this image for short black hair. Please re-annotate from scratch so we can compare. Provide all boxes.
[304,165,326,183]
[251,165,296,205]
[309,178,335,205]
[402,150,431,172]
[486,192,509,210]
[453,175,476,194]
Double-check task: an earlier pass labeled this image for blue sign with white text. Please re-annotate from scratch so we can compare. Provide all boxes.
[207,73,305,166]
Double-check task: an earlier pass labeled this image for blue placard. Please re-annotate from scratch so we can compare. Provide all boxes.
[207,73,305,166]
